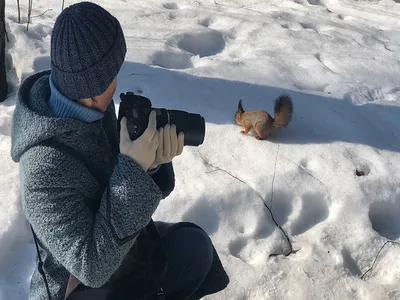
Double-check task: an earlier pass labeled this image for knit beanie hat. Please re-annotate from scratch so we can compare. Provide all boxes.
[50,1,126,100]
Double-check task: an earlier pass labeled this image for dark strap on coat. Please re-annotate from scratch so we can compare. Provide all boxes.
[30,139,167,300]
[31,225,52,299]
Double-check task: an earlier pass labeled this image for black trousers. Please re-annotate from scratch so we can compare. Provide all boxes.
[67,224,214,300]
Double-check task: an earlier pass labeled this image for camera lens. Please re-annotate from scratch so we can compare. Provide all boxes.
[166,110,205,146]
[183,113,205,146]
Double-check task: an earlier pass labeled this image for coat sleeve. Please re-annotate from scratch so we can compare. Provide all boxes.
[148,162,175,199]
[20,147,164,288]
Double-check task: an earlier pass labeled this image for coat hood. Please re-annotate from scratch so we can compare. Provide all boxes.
[11,70,112,162]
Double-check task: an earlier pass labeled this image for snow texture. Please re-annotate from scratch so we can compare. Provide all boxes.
[1,0,400,299]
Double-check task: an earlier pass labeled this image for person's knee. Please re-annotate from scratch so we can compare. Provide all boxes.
[187,227,214,269]
[165,226,214,278]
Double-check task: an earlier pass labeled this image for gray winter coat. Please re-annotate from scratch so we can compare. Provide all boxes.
[11,70,229,300]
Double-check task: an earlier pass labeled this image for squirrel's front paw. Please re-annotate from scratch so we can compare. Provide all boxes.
[240,130,247,134]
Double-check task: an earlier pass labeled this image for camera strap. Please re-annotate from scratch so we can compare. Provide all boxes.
[31,224,52,299]
[29,139,167,300]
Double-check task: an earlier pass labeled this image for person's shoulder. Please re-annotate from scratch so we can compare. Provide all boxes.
[22,141,71,163]
[19,141,92,188]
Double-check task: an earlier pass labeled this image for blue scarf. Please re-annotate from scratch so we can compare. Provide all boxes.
[48,75,104,122]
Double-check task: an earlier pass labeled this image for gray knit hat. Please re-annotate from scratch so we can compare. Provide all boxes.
[50,1,126,100]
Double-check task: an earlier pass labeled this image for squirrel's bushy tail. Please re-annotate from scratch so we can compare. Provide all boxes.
[235,99,245,125]
[273,94,293,128]
[237,99,244,113]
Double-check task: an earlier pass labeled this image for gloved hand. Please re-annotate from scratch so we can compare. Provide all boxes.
[119,111,159,171]
[149,124,184,170]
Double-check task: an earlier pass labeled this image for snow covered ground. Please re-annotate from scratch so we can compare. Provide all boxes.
[1,0,400,299]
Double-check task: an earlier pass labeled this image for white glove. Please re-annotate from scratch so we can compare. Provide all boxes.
[149,124,184,170]
[119,111,159,171]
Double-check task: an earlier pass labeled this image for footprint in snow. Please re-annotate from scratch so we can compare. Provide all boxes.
[182,199,220,235]
[271,11,295,22]
[151,51,193,70]
[369,197,400,240]
[163,2,178,10]
[306,0,325,6]
[271,190,294,225]
[344,87,399,106]
[228,238,247,259]
[341,247,362,276]
[228,190,293,264]
[170,30,226,58]
[290,192,329,236]
[227,187,330,263]
[228,209,276,264]
[299,22,318,31]
[198,17,213,28]
[168,12,177,20]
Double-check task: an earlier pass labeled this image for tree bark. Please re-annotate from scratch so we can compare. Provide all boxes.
[0,0,7,102]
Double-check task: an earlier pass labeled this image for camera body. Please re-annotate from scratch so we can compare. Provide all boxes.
[117,92,205,147]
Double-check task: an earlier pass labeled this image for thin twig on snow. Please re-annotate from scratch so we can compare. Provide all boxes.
[30,8,52,19]
[265,201,299,257]
[264,144,299,257]
[198,151,299,257]
[201,154,246,184]
[269,144,280,210]
[361,240,400,280]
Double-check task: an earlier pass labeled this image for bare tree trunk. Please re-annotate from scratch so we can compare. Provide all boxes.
[0,0,7,102]
[62,0,65,10]
[27,0,32,31]
[17,0,20,23]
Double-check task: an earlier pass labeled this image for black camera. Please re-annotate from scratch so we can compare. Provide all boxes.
[117,92,205,147]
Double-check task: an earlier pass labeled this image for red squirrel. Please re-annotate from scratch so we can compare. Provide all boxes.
[235,95,293,140]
